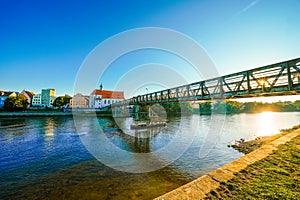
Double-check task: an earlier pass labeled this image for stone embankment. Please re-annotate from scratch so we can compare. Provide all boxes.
[155,127,300,199]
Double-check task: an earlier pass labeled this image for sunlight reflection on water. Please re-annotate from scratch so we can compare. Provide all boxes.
[256,111,279,136]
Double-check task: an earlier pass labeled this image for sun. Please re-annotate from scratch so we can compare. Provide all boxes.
[255,111,278,136]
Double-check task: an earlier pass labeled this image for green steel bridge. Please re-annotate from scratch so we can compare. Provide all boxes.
[122,57,300,105]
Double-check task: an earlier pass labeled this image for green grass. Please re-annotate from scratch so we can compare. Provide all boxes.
[206,131,300,200]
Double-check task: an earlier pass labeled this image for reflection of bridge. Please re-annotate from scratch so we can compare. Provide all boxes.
[107,126,164,153]
[120,57,300,105]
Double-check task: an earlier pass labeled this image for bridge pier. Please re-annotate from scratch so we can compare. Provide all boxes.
[133,105,139,120]
[133,104,151,121]
[133,104,168,122]
[287,63,294,91]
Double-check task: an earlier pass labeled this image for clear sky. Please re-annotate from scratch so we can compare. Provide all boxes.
[1,0,300,97]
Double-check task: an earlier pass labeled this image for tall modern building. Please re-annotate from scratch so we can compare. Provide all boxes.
[41,89,56,107]
[32,89,56,107]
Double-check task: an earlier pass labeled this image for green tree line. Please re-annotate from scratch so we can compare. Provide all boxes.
[199,100,300,115]
[2,94,72,111]
[133,101,195,120]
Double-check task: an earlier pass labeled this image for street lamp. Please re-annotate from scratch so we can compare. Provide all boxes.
[145,88,149,101]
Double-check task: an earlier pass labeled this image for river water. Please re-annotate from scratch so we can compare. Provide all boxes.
[0,112,299,199]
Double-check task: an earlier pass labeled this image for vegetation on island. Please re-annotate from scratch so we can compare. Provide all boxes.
[133,100,300,119]
[160,102,194,114]
[133,101,195,120]
[199,100,300,115]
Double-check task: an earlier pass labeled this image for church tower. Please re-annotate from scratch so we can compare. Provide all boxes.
[100,83,104,91]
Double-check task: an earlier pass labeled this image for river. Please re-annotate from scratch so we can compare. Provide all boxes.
[0,112,299,199]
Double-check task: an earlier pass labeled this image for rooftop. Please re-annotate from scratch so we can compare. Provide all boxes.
[91,89,124,99]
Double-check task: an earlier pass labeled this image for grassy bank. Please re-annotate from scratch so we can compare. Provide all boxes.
[205,125,300,199]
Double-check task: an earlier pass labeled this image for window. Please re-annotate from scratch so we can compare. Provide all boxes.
[108,100,110,104]
[104,100,106,104]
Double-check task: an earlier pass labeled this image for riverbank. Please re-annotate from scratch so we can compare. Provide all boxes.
[0,111,73,117]
[155,125,300,199]
[0,111,115,117]
[205,127,300,199]
[228,125,300,154]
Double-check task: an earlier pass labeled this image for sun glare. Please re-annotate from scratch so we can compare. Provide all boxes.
[258,79,266,86]
[234,95,300,103]
[255,111,278,137]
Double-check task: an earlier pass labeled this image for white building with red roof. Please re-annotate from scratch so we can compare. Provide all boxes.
[89,84,124,108]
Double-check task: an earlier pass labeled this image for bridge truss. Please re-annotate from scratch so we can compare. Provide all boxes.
[125,57,300,105]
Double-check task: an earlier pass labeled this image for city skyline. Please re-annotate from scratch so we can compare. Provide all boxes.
[1,0,300,97]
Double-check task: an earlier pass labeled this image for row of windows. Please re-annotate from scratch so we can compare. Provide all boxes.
[103,99,121,104]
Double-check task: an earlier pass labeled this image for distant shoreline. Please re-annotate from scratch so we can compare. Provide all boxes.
[1,110,299,118]
[0,111,115,118]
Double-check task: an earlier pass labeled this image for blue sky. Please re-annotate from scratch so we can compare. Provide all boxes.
[1,0,300,97]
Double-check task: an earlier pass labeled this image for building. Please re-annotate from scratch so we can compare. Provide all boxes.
[89,84,124,108]
[31,89,56,107]
[70,93,89,108]
[41,89,56,107]
[0,91,18,108]
[20,90,35,107]
[32,93,42,107]
[49,96,56,107]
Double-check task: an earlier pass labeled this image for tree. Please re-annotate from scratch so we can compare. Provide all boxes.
[180,101,194,114]
[293,100,300,111]
[3,94,28,111]
[52,94,72,108]
[199,101,212,115]
[64,94,72,105]
[225,100,243,114]
[52,96,64,108]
